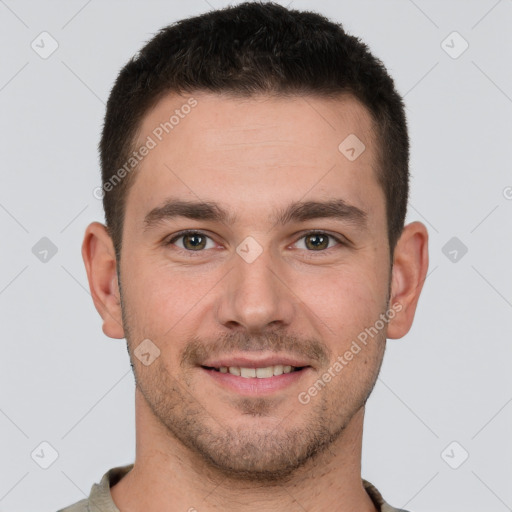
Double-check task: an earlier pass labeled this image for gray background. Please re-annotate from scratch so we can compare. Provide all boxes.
[1,1,511,511]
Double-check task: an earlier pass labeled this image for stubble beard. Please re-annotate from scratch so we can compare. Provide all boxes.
[119,278,388,483]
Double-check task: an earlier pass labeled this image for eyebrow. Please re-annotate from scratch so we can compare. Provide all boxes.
[143,198,367,231]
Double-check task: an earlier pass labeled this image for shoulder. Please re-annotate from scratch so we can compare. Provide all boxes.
[363,479,412,512]
[56,464,134,512]
[56,497,89,512]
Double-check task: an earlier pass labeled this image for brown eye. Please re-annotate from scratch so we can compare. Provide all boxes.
[304,233,330,250]
[168,231,215,251]
[182,233,207,250]
[293,232,343,252]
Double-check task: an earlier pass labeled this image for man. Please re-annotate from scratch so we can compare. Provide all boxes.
[59,2,428,511]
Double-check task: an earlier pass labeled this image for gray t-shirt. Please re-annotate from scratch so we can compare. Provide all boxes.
[57,464,411,512]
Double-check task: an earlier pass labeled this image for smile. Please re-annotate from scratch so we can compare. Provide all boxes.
[200,364,310,395]
[202,365,304,378]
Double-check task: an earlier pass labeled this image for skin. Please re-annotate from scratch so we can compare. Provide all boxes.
[82,91,428,512]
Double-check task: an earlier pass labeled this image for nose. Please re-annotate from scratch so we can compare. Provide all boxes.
[215,245,295,333]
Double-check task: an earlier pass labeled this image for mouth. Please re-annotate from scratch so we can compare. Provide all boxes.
[199,358,312,396]
[201,364,307,378]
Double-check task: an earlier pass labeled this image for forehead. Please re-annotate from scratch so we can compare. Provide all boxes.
[136,91,376,157]
[125,91,383,228]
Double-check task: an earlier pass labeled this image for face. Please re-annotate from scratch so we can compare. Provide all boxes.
[116,92,394,480]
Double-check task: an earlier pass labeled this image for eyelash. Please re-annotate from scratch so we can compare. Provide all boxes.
[166,230,346,256]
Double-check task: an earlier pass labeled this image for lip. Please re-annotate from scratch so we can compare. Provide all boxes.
[201,366,311,395]
[201,353,312,369]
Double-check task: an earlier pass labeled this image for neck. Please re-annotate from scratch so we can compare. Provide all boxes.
[111,388,377,512]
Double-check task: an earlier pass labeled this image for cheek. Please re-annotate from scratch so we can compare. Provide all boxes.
[122,256,218,337]
[296,264,387,336]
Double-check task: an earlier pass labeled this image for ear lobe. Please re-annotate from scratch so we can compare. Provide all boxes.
[81,222,125,339]
[387,221,429,339]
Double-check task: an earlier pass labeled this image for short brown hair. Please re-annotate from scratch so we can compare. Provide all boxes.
[99,1,409,259]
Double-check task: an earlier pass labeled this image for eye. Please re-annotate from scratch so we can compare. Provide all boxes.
[293,231,343,251]
[166,230,345,255]
[167,231,216,251]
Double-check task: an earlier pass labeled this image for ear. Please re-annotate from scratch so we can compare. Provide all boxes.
[387,221,429,339]
[81,222,125,339]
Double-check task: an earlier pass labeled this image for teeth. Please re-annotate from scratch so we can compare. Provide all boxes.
[273,364,284,375]
[217,365,297,378]
[240,367,256,378]
[256,367,273,378]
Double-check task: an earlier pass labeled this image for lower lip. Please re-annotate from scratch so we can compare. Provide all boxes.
[201,367,310,395]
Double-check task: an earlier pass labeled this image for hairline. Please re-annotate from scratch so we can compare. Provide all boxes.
[110,89,393,260]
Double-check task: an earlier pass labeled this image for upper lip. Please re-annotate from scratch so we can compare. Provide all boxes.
[201,354,312,369]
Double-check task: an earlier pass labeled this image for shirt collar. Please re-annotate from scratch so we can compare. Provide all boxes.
[89,464,409,512]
